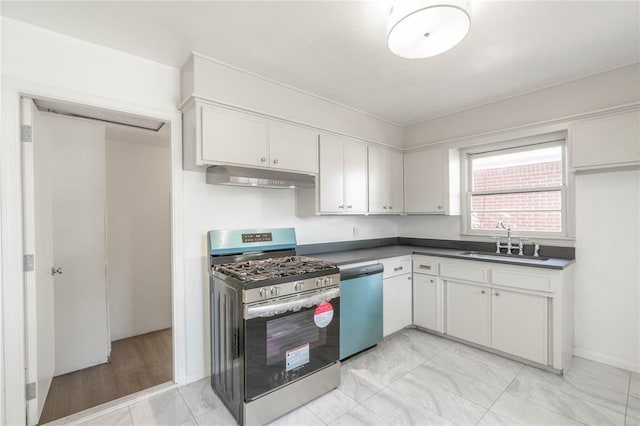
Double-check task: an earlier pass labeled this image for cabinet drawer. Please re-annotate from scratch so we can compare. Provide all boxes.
[413,258,439,276]
[491,269,552,292]
[382,259,412,279]
[440,262,488,283]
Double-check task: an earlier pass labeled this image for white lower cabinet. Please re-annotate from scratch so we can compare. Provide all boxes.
[491,288,548,364]
[381,256,413,337]
[412,274,443,333]
[383,273,412,336]
[445,281,491,346]
[412,255,573,371]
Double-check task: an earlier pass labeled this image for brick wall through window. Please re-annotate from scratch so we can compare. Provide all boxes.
[471,160,563,232]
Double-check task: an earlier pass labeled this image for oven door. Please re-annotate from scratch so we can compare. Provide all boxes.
[243,286,340,401]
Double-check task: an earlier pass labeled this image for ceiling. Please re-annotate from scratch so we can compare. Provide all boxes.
[2,1,639,126]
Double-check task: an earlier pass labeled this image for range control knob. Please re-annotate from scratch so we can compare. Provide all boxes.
[294,282,304,291]
[323,277,330,286]
[258,288,267,298]
[316,278,323,287]
[270,286,280,296]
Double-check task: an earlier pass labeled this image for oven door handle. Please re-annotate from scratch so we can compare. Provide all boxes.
[245,287,339,319]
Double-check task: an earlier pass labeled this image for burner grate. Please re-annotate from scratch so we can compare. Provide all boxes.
[214,256,336,282]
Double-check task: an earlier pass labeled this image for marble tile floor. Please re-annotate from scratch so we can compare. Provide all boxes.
[61,329,639,426]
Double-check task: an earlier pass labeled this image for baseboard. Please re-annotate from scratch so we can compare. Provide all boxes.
[574,348,640,373]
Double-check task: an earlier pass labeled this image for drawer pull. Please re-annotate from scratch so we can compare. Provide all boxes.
[419,265,432,270]
[394,266,403,272]
[481,290,486,294]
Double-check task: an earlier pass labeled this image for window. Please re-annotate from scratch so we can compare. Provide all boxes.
[464,140,567,237]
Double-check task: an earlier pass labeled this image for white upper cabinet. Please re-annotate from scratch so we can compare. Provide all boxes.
[572,109,640,171]
[319,134,367,214]
[183,102,319,173]
[368,146,404,213]
[268,122,319,174]
[201,104,268,168]
[319,135,345,213]
[404,147,460,215]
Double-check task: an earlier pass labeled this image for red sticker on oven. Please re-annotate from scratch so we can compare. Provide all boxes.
[314,302,334,328]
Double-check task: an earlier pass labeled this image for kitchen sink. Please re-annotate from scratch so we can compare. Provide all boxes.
[459,251,550,262]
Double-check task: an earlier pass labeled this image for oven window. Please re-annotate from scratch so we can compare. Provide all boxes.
[244,298,340,401]
[266,310,326,365]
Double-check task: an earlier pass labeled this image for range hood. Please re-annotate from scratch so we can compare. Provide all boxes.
[206,165,315,189]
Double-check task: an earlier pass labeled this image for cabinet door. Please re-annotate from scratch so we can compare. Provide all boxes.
[201,104,268,167]
[573,110,640,169]
[388,150,404,212]
[445,281,490,346]
[269,122,318,174]
[491,289,548,364]
[343,140,368,213]
[319,135,344,213]
[383,274,412,337]
[404,148,445,213]
[367,145,387,213]
[413,274,442,332]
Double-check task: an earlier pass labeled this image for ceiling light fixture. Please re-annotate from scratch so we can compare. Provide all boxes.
[387,0,471,59]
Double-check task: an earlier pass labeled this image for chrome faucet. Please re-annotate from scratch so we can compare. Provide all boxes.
[494,221,513,253]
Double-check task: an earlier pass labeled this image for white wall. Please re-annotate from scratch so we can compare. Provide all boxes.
[106,138,172,341]
[1,18,182,425]
[182,171,398,380]
[1,18,179,112]
[404,64,640,148]
[573,170,640,371]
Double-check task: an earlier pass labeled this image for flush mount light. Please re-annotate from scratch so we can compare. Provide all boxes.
[387,0,471,59]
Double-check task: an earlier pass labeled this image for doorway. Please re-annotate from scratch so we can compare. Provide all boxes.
[22,97,174,424]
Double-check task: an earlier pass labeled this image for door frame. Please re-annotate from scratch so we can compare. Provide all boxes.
[0,77,186,426]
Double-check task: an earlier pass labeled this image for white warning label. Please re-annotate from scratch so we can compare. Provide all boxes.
[286,343,310,371]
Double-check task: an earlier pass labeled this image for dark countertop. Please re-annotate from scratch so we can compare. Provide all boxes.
[309,244,575,270]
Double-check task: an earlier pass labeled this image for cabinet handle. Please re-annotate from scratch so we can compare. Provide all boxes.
[437,205,443,210]
[419,265,431,270]
[338,205,345,209]
[494,292,500,296]
[389,206,393,210]
[430,279,434,283]
[481,290,486,294]
[407,276,412,280]
[273,159,279,164]
[394,266,403,272]
[383,206,388,209]
[347,205,353,208]
[260,157,267,162]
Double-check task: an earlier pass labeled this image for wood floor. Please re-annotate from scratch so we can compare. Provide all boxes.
[39,328,173,424]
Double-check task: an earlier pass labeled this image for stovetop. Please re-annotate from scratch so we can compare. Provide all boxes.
[213,255,338,284]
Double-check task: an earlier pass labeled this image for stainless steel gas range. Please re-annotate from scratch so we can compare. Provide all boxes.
[207,228,341,426]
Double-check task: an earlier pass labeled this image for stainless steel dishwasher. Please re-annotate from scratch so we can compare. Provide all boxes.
[339,263,384,360]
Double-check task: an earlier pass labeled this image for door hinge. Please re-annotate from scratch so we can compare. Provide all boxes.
[24,254,34,272]
[25,382,36,401]
[21,125,32,143]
